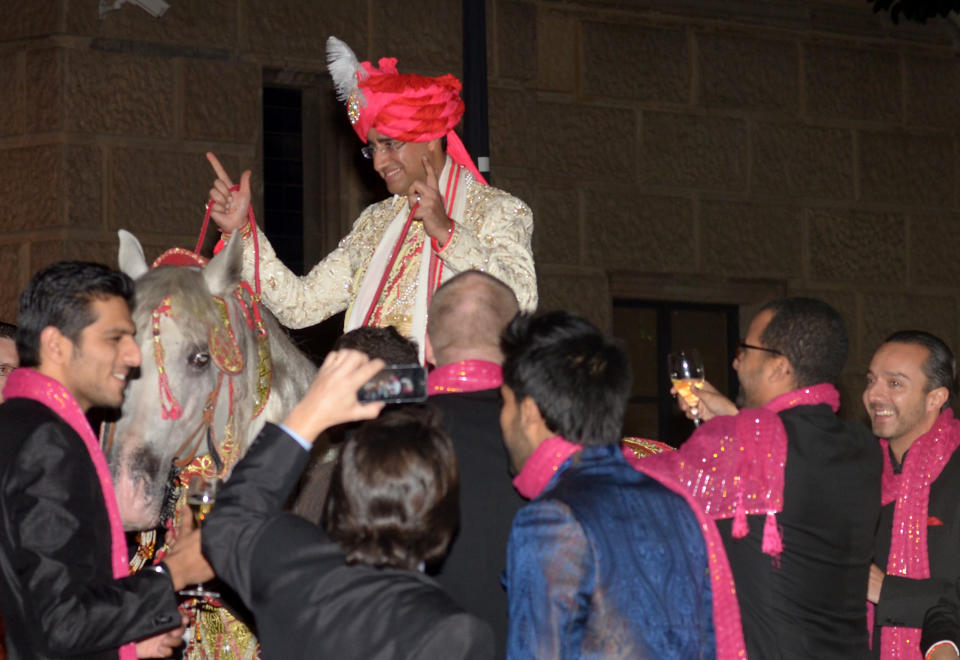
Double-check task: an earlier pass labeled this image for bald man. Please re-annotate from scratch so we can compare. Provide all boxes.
[425,270,523,659]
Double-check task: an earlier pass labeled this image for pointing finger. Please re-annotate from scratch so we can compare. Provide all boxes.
[206,152,234,187]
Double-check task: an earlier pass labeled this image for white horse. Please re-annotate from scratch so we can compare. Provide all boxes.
[107,230,316,659]
[108,230,315,531]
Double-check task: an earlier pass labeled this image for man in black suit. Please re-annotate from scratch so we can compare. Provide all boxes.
[923,580,960,660]
[203,350,494,659]
[0,261,212,659]
[424,270,523,657]
[865,331,960,657]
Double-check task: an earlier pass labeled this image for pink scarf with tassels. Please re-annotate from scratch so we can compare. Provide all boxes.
[4,368,137,660]
[625,447,748,659]
[642,384,841,559]
[873,409,960,659]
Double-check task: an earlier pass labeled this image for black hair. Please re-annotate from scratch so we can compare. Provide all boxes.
[322,406,458,570]
[17,261,135,368]
[883,330,957,407]
[759,297,848,387]
[0,322,16,341]
[501,311,631,447]
[333,326,419,365]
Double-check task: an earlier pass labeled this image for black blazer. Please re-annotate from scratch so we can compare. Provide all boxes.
[0,399,180,660]
[429,389,524,659]
[922,578,960,653]
[873,445,960,649]
[203,423,494,660]
[718,404,882,660]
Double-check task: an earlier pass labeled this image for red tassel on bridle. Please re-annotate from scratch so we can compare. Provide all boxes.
[152,297,182,421]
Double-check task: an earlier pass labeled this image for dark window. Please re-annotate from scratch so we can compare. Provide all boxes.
[613,300,739,446]
[263,87,305,275]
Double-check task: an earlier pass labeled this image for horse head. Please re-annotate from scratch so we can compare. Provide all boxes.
[109,230,315,530]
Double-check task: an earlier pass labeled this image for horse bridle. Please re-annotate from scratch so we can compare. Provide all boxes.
[147,282,272,469]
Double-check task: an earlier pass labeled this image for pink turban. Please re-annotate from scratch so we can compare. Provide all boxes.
[328,37,486,184]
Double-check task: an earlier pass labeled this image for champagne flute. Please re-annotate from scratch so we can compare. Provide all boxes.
[179,474,220,599]
[668,349,706,427]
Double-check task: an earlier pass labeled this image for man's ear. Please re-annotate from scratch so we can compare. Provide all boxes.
[927,386,949,413]
[424,332,436,368]
[38,326,71,367]
[519,395,552,444]
[425,138,443,155]
[766,355,793,385]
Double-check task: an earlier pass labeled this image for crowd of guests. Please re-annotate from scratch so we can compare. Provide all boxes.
[0,31,959,660]
[1,257,959,659]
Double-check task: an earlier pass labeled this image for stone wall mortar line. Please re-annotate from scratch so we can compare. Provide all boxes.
[103,142,113,234]
[691,193,701,272]
[577,186,586,267]
[852,129,860,202]
[236,0,246,53]
[174,57,184,141]
[524,3,956,50]
[904,212,913,288]
[15,49,26,136]
[688,27,699,107]
[0,132,259,153]
[800,194,809,280]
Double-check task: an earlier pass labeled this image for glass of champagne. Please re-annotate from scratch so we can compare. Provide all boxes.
[668,349,706,427]
[179,474,220,599]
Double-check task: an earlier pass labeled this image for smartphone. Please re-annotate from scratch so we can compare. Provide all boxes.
[357,364,428,404]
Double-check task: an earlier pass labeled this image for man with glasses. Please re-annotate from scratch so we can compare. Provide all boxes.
[205,37,536,357]
[647,297,882,659]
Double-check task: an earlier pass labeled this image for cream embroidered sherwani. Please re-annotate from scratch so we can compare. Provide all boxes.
[237,157,536,342]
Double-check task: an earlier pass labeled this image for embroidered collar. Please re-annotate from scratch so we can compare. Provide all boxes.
[512,435,581,500]
[428,359,502,395]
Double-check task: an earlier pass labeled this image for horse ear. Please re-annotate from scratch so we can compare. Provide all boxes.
[202,232,243,297]
[117,230,149,280]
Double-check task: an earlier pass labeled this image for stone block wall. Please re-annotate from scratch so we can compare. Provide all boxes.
[0,4,263,315]
[0,0,957,411]
[483,0,960,410]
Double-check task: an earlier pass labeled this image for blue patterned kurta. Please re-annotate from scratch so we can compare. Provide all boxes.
[505,445,716,659]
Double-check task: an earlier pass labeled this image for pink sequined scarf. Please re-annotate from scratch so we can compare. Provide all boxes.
[642,383,841,559]
[626,448,747,660]
[876,409,960,659]
[4,368,137,660]
[427,359,502,395]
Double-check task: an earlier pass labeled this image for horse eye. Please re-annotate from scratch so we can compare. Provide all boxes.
[189,351,210,369]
